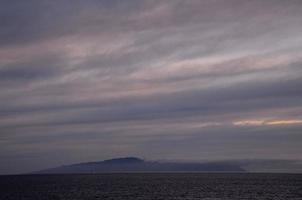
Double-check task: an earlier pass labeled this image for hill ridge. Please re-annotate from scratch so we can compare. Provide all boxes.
[33,157,245,174]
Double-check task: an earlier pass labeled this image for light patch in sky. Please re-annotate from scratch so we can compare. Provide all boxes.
[233,119,302,126]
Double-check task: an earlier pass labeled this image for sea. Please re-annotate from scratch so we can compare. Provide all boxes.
[0,173,301,200]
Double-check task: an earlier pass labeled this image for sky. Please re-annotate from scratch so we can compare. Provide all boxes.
[0,0,302,174]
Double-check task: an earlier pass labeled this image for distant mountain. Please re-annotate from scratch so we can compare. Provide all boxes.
[33,157,245,174]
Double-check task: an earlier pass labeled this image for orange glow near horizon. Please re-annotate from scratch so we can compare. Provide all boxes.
[266,120,302,125]
[233,119,302,126]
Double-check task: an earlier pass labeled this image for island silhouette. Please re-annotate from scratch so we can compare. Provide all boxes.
[33,157,245,174]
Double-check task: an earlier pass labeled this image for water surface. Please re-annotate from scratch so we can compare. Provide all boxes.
[0,173,301,200]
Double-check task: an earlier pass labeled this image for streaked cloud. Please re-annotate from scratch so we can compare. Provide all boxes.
[233,119,302,126]
[0,0,302,174]
[266,120,302,125]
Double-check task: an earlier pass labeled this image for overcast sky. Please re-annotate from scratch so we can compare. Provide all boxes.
[1,0,302,174]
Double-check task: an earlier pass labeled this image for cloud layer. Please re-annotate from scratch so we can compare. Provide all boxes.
[1,0,302,174]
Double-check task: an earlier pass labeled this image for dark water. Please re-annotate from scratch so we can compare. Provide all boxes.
[0,173,301,200]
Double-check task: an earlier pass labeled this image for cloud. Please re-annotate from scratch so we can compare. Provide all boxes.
[0,0,302,174]
[233,119,302,126]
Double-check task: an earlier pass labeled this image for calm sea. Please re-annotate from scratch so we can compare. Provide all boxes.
[0,173,301,200]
